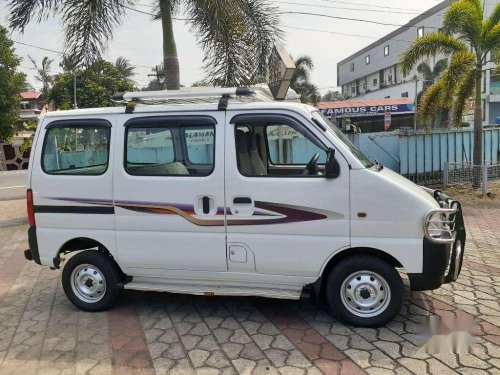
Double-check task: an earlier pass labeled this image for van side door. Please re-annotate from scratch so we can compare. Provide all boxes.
[112,113,227,276]
[224,110,350,277]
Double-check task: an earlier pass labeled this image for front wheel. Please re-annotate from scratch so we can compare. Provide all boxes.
[62,250,122,312]
[325,255,403,327]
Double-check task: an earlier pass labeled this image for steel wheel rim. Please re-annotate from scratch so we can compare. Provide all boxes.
[340,270,391,318]
[70,264,106,303]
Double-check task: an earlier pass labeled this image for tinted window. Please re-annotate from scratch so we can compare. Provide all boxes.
[185,127,215,164]
[42,126,110,175]
[125,124,215,176]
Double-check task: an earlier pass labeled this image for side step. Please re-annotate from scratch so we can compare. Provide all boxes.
[124,280,301,300]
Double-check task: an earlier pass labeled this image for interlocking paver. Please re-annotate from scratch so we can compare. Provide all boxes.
[0,205,498,374]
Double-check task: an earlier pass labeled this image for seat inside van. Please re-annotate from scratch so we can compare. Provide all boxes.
[127,162,190,175]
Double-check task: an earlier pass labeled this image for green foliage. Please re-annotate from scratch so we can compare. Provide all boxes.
[7,0,282,88]
[400,0,500,138]
[290,55,320,104]
[321,90,343,102]
[0,25,27,142]
[50,60,134,109]
[28,55,54,102]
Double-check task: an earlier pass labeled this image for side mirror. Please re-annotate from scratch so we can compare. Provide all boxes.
[325,148,340,179]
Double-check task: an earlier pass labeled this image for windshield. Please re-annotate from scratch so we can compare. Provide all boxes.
[311,111,373,168]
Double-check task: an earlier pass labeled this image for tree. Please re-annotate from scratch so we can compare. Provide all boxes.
[416,59,448,128]
[321,90,343,102]
[290,55,320,104]
[400,0,500,170]
[115,57,135,79]
[0,25,27,142]
[50,60,134,109]
[7,0,282,90]
[28,55,53,103]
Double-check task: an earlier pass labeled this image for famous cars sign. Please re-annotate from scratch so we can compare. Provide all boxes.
[321,103,414,118]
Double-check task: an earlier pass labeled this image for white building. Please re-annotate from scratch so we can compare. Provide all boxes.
[337,0,499,126]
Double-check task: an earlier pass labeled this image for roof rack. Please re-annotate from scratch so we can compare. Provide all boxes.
[111,86,276,112]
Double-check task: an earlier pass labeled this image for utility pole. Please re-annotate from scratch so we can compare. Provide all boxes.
[148,65,165,89]
[73,73,78,109]
[413,76,418,132]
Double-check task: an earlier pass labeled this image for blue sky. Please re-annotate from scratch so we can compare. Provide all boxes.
[1,0,455,93]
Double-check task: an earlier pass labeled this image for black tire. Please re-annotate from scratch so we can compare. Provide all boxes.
[325,255,403,327]
[62,250,122,312]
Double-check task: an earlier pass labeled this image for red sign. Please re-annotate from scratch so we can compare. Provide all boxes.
[384,111,391,130]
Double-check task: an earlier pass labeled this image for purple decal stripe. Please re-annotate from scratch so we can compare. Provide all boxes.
[45,197,330,226]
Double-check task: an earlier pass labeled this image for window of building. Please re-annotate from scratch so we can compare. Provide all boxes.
[482,99,486,121]
[365,55,370,65]
[42,122,110,175]
[384,45,390,56]
[402,92,409,98]
[125,122,215,176]
[234,118,328,177]
[373,78,378,86]
[417,27,424,38]
[350,62,354,72]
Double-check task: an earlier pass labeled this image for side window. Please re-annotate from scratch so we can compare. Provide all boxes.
[235,120,327,177]
[185,127,215,164]
[42,125,110,175]
[125,123,215,176]
[266,125,327,165]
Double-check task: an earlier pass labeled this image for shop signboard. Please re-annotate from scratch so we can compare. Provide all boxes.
[268,46,296,100]
[321,103,414,118]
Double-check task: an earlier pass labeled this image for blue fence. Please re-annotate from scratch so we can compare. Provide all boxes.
[349,128,500,184]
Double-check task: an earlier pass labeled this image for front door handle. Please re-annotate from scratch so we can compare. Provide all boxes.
[233,197,252,204]
[232,196,254,216]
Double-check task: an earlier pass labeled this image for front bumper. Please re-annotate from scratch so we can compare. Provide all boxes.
[409,190,466,291]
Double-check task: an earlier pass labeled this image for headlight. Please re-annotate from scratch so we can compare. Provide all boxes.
[423,208,457,244]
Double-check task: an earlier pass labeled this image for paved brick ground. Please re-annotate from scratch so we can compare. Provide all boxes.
[0,206,498,375]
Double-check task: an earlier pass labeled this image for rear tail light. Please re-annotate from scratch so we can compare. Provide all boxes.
[27,189,35,227]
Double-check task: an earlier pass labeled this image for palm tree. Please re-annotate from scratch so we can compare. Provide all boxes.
[417,59,448,91]
[59,55,80,73]
[115,57,135,79]
[416,59,448,128]
[7,0,282,90]
[28,55,53,103]
[400,0,500,170]
[290,56,320,104]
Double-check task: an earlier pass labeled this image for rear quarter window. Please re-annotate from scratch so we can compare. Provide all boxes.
[42,121,110,175]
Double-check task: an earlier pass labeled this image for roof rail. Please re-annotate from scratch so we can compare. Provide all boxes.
[112,86,262,103]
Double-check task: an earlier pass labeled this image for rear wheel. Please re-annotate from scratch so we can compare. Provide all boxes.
[325,255,403,327]
[62,250,122,311]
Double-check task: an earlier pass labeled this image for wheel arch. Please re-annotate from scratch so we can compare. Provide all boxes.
[315,247,404,301]
[55,237,118,270]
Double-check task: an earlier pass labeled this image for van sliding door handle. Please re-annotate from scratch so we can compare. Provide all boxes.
[202,196,210,214]
[233,197,252,204]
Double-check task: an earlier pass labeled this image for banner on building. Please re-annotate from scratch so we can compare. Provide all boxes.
[321,103,414,118]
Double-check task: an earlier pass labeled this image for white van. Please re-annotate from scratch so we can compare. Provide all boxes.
[24,87,465,327]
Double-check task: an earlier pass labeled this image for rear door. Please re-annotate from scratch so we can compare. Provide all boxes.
[113,112,227,275]
[224,110,350,277]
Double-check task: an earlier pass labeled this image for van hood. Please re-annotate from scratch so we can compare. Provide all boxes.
[375,167,439,210]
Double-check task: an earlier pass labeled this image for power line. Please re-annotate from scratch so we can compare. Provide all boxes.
[12,39,155,70]
[317,0,422,12]
[278,11,440,29]
[123,4,191,21]
[12,40,63,55]
[276,1,427,15]
[283,25,415,43]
